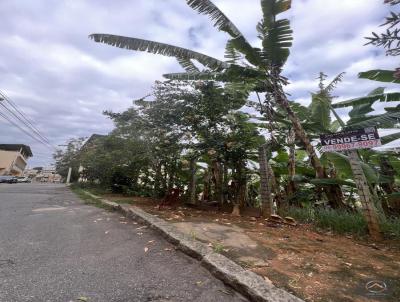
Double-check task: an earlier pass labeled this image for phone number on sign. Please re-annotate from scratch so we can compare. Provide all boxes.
[322,140,381,152]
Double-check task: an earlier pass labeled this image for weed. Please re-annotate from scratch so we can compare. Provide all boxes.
[212,242,224,253]
[189,230,197,240]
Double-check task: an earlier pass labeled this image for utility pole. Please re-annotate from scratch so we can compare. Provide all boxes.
[66,167,72,185]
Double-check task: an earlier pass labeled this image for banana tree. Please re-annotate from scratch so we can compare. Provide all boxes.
[313,81,399,239]
[89,0,326,185]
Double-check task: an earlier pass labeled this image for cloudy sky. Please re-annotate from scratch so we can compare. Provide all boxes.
[0,0,398,167]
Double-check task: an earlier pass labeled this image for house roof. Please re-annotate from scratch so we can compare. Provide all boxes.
[0,144,33,157]
[80,134,106,151]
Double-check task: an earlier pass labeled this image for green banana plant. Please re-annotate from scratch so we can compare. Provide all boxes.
[89,0,329,183]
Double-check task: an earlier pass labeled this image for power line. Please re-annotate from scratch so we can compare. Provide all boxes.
[0,90,53,146]
[0,102,54,150]
[0,93,53,148]
[0,110,54,150]
[0,90,56,150]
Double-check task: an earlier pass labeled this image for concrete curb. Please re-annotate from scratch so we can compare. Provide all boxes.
[82,190,303,302]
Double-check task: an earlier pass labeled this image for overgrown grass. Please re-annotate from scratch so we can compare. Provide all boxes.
[112,199,135,205]
[71,182,109,196]
[282,207,400,239]
[380,216,400,239]
[69,184,108,209]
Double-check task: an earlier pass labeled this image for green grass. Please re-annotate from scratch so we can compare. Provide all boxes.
[212,242,225,253]
[282,207,400,239]
[283,207,368,237]
[112,199,135,205]
[380,216,400,239]
[315,209,368,237]
[69,185,109,209]
[70,183,109,196]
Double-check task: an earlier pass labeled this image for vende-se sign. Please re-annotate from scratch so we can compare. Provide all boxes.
[320,127,381,152]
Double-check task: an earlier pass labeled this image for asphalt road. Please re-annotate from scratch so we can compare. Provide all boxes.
[0,183,247,302]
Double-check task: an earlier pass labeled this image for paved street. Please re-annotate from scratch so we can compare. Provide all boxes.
[0,184,247,302]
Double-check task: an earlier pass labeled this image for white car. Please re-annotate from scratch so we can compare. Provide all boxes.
[16,177,31,183]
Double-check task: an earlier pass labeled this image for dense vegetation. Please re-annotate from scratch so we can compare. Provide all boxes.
[56,0,400,240]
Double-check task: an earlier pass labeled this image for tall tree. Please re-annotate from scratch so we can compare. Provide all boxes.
[89,0,326,184]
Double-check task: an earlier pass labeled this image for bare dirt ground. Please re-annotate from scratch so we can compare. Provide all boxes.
[101,194,400,302]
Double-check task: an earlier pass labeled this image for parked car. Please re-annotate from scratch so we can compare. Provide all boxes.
[16,177,31,183]
[0,176,18,183]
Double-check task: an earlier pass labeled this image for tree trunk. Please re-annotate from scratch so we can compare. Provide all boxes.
[274,91,346,208]
[161,164,168,195]
[153,162,162,198]
[274,94,324,178]
[286,128,296,201]
[202,169,211,202]
[167,160,177,191]
[231,163,247,216]
[188,157,197,204]
[325,185,345,208]
[323,162,346,209]
[223,163,229,203]
[212,160,224,206]
[347,150,382,241]
[232,204,241,216]
[259,144,273,217]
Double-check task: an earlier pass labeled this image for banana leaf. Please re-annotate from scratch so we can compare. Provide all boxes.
[359,69,400,84]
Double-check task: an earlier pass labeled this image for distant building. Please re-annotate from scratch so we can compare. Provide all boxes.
[30,166,62,183]
[0,144,32,176]
[24,168,40,179]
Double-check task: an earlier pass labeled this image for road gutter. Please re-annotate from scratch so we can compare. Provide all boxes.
[82,190,303,302]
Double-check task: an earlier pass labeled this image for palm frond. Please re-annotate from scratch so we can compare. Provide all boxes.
[176,57,200,73]
[260,0,293,67]
[164,64,265,82]
[229,37,263,67]
[359,69,400,84]
[163,71,221,81]
[224,40,241,64]
[310,178,356,188]
[381,131,400,145]
[324,72,345,93]
[89,33,228,70]
[308,94,332,131]
[332,91,400,109]
[321,151,379,184]
[186,0,242,37]
[185,0,262,67]
[385,104,400,112]
[348,111,400,129]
